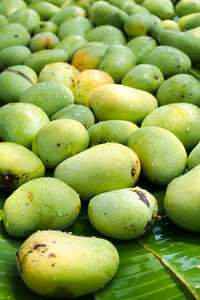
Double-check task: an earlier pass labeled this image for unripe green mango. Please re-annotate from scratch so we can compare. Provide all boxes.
[51,104,95,128]
[89,1,128,30]
[25,49,68,73]
[105,0,148,15]
[0,142,45,191]
[33,21,58,34]
[88,187,158,240]
[122,64,164,94]
[0,0,27,18]
[0,65,37,104]
[29,1,60,20]
[88,120,138,146]
[19,81,74,118]
[38,62,79,90]
[29,32,59,52]
[142,103,200,151]
[142,0,174,20]
[0,46,31,70]
[58,16,92,40]
[0,15,8,26]
[99,45,136,83]
[85,25,126,45]
[187,26,200,39]
[61,0,96,11]
[126,36,157,64]
[44,0,66,6]
[16,230,119,298]
[0,23,30,51]
[54,143,141,200]
[187,142,200,169]
[156,74,200,106]
[3,177,80,237]
[32,119,89,168]
[8,8,40,33]
[126,127,187,185]
[88,84,158,124]
[164,165,200,231]
[176,0,200,17]
[142,46,191,78]
[0,103,49,148]
[178,13,200,31]
[50,5,86,26]
[162,20,180,30]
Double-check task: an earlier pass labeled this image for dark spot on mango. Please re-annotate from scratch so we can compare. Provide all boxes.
[33,244,47,250]
[16,251,22,273]
[132,190,150,208]
[48,253,56,258]
[40,24,44,28]
[6,68,34,84]
[28,191,34,201]
[181,94,184,98]
[154,75,159,80]
[131,168,136,177]
[57,143,60,147]
[52,264,55,267]
[14,34,18,38]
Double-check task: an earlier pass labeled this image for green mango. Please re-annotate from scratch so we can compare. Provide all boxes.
[85,25,126,45]
[88,84,158,124]
[54,143,141,200]
[126,36,157,64]
[16,230,119,297]
[156,74,200,106]
[58,16,93,40]
[122,64,164,94]
[176,0,200,17]
[3,177,80,237]
[88,187,158,240]
[142,103,200,151]
[105,0,148,15]
[178,13,200,31]
[0,15,8,26]
[187,26,200,39]
[29,32,59,52]
[51,104,95,128]
[187,142,200,169]
[25,49,68,73]
[142,0,174,20]
[32,119,89,168]
[0,23,30,51]
[88,120,138,146]
[126,127,187,185]
[162,20,180,30]
[99,45,136,83]
[141,45,191,78]
[8,8,40,33]
[164,165,200,231]
[50,5,86,26]
[0,141,44,191]
[0,65,37,104]
[73,69,114,105]
[89,1,128,30]
[0,0,27,18]
[55,35,87,62]
[38,62,79,90]
[33,21,58,34]
[0,46,31,70]
[0,103,49,148]
[124,4,149,15]
[42,0,66,6]
[29,1,60,20]
[19,81,74,118]
[61,0,97,11]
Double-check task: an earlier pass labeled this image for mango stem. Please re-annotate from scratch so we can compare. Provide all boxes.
[152,214,161,220]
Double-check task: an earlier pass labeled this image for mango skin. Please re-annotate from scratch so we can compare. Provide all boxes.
[88,187,158,240]
[0,15,8,26]
[3,177,80,237]
[88,120,138,146]
[164,165,200,232]
[16,230,119,298]
[0,142,45,191]
[126,127,187,185]
[54,143,141,201]
[187,142,200,169]
[88,84,158,125]
[0,46,31,70]
[162,20,180,31]
[0,0,27,18]
[50,5,86,26]
[178,13,200,31]
[29,32,59,52]
[8,8,40,33]
[142,0,174,20]
[176,0,200,17]
[33,21,58,35]
[142,103,200,151]
[58,16,92,40]
[32,119,89,168]
[85,25,126,45]
[29,1,60,21]
[51,104,95,128]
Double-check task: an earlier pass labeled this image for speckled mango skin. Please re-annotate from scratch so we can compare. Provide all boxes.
[126,127,187,185]
[88,84,158,125]
[88,187,158,240]
[164,165,200,232]
[3,177,80,237]
[33,21,58,35]
[0,142,45,191]
[54,143,141,201]
[16,230,119,298]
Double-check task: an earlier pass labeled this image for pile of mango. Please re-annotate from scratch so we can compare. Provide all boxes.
[1,0,200,298]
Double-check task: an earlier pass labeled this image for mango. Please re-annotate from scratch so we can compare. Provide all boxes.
[32,119,89,168]
[88,84,158,124]
[0,0,27,18]
[88,120,138,146]
[164,166,200,231]
[29,1,60,20]
[3,177,80,237]
[85,25,126,45]
[178,13,200,31]
[54,143,141,200]
[176,0,200,17]
[187,143,200,169]
[61,0,96,11]
[8,8,40,33]
[88,187,158,240]
[0,142,45,191]
[58,16,92,40]
[142,0,174,20]
[126,127,187,185]
[33,21,58,34]
[0,46,31,70]
[0,103,49,148]
[16,230,119,297]
[51,104,95,128]
[29,32,59,52]
[50,5,86,26]
[0,15,8,26]
[162,20,180,30]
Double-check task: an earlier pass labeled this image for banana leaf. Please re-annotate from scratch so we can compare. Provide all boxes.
[0,177,200,300]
